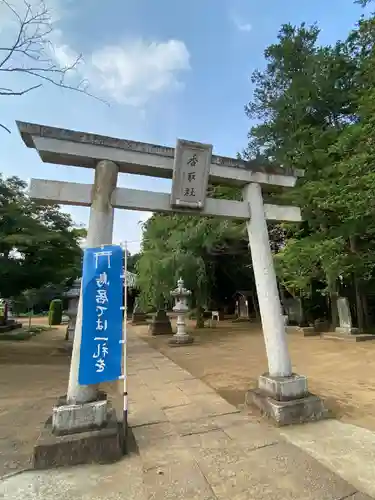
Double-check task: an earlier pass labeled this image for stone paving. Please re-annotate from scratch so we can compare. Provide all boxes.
[0,332,372,500]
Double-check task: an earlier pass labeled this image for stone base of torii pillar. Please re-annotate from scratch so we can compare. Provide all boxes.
[246,374,327,426]
[33,392,123,469]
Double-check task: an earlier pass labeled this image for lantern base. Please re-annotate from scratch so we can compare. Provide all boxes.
[168,334,194,346]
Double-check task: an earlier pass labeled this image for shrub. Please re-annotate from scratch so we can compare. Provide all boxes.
[48,299,63,325]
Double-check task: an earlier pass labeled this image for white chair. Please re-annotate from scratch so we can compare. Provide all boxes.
[210,311,220,327]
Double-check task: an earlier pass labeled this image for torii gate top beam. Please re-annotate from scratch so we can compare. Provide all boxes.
[16,121,303,189]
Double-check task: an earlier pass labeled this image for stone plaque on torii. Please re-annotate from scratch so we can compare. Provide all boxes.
[16,120,326,469]
[170,139,212,209]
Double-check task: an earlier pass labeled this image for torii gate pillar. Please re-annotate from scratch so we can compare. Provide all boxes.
[244,182,292,377]
[243,182,325,424]
[16,121,326,469]
[67,159,119,405]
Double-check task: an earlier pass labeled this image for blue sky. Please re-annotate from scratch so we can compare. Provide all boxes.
[0,0,366,254]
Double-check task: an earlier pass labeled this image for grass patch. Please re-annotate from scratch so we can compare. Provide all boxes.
[17,312,48,318]
[28,325,54,334]
[0,324,54,341]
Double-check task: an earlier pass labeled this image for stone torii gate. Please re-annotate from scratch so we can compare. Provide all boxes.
[17,121,325,468]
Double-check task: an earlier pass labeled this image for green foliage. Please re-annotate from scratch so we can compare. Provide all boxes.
[0,175,85,298]
[244,14,375,304]
[48,299,63,326]
[355,0,372,6]
[127,252,140,273]
[136,185,249,312]
[274,236,349,296]
[13,285,66,315]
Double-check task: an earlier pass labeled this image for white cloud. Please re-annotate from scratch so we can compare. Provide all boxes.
[51,30,79,66]
[231,13,252,33]
[51,35,190,106]
[89,39,190,106]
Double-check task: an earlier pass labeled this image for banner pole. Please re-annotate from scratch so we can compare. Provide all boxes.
[122,241,128,452]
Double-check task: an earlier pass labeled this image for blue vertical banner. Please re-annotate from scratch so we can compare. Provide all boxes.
[79,245,123,385]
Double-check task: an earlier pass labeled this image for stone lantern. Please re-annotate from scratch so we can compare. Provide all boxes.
[64,278,81,343]
[169,278,194,346]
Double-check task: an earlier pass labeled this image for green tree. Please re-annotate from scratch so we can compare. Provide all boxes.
[0,174,85,298]
[243,23,349,322]
[244,11,375,329]
[326,11,375,328]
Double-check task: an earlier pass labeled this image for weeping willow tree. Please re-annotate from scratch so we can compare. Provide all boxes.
[136,186,246,327]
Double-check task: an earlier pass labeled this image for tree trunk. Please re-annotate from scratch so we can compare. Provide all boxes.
[327,276,339,330]
[349,236,364,332]
[362,293,371,330]
[353,274,364,332]
[195,306,205,329]
[28,308,32,330]
[252,294,260,321]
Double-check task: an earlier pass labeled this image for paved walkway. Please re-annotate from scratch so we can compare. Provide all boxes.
[0,332,372,499]
[280,420,375,498]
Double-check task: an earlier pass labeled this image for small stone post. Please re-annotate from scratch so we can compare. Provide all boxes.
[168,278,194,345]
[0,299,6,326]
[335,297,358,335]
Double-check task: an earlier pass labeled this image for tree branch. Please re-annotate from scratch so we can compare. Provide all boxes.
[0,123,11,133]
[0,0,46,69]
[0,84,42,95]
[0,0,107,132]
